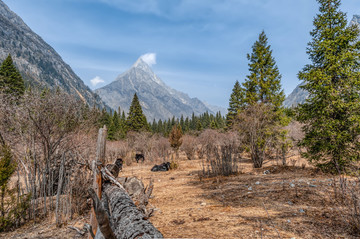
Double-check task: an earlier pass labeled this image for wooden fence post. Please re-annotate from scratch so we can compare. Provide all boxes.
[88,125,107,239]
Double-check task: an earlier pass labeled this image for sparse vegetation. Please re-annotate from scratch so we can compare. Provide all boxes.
[2,0,360,238]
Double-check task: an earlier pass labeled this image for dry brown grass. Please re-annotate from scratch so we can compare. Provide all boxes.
[122,156,357,239]
[1,154,359,238]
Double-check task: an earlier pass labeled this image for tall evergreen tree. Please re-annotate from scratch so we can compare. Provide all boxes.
[243,31,285,107]
[297,0,360,172]
[0,54,25,97]
[126,93,148,132]
[237,31,287,168]
[226,80,244,128]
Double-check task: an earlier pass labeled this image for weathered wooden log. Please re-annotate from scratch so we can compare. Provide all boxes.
[89,126,108,239]
[102,184,163,239]
[116,177,154,218]
[88,188,116,239]
[88,126,162,238]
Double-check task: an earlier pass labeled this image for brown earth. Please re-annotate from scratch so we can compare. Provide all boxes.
[0,156,357,239]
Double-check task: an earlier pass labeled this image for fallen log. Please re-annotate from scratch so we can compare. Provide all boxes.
[103,184,163,239]
[89,182,163,239]
[88,126,163,239]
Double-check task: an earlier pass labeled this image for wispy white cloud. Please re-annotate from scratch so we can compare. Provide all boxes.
[97,0,277,22]
[140,53,157,66]
[90,76,105,86]
[99,0,160,15]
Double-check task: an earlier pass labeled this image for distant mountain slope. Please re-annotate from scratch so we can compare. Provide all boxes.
[284,14,360,108]
[96,58,214,120]
[283,83,308,108]
[0,0,105,107]
[203,102,227,117]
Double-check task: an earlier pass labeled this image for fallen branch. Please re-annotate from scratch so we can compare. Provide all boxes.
[83,224,95,239]
[101,167,126,191]
[68,226,85,236]
[88,188,116,239]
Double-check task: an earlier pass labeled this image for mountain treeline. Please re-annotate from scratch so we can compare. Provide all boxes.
[98,96,226,141]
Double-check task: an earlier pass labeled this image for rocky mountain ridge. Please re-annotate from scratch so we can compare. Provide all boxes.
[96,58,216,120]
[0,0,105,107]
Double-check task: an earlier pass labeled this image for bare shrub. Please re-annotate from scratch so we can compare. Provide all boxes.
[235,103,281,168]
[124,132,171,164]
[0,90,97,226]
[107,140,131,166]
[332,176,360,235]
[127,131,152,163]
[180,135,197,160]
[198,129,241,177]
[275,120,305,166]
[198,129,221,159]
[154,136,171,163]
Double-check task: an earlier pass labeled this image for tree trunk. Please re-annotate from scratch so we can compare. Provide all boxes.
[89,126,107,239]
[56,153,65,226]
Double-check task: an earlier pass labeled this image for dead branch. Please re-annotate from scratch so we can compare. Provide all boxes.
[68,226,86,236]
[88,188,116,239]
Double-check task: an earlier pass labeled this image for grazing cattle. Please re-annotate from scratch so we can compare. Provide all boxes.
[151,162,171,172]
[135,153,145,163]
[106,158,123,178]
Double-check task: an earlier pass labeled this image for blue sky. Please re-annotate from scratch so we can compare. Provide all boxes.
[2,0,359,108]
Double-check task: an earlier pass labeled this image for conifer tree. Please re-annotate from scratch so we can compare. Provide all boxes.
[237,31,286,168]
[243,31,285,107]
[210,120,217,129]
[226,80,244,128]
[99,108,111,128]
[180,115,185,132]
[108,111,120,140]
[0,54,25,97]
[126,93,148,132]
[297,0,360,172]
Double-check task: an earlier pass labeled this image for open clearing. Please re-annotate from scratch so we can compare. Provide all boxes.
[0,156,355,239]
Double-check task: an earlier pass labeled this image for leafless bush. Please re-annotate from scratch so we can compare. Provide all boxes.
[180,135,197,160]
[275,120,305,166]
[146,134,170,163]
[285,121,304,143]
[197,129,222,159]
[201,145,239,177]
[198,130,242,177]
[150,135,171,163]
[127,131,153,163]
[107,140,131,165]
[333,176,360,235]
[235,103,281,168]
[0,90,97,225]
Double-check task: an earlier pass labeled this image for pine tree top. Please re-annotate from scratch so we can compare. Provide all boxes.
[127,93,148,132]
[243,31,285,108]
[0,54,25,97]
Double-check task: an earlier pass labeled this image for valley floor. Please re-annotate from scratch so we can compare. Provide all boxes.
[0,155,357,238]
